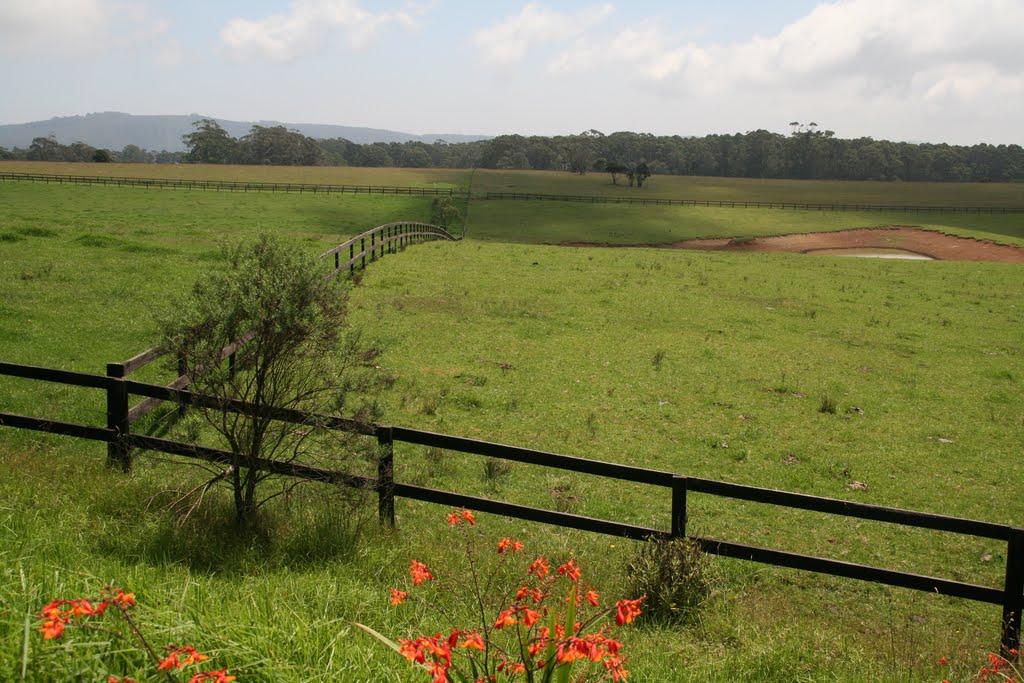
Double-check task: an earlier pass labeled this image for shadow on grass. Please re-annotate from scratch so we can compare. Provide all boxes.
[93,477,377,575]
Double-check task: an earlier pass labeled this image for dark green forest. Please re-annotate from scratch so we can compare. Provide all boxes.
[4,119,1021,183]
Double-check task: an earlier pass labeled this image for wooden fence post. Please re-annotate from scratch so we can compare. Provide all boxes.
[1002,528,1024,659]
[105,363,131,472]
[349,243,354,275]
[671,475,688,538]
[377,426,395,526]
[228,351,237,380]
[371,231,376,262]
[361,237,366,270]
[177,354,188,419]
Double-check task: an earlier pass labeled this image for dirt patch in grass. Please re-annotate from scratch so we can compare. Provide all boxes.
[562,227,1024,263]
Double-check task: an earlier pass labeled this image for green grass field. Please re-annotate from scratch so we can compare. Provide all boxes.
[470,169,1024,207]
[1,167,1022,682]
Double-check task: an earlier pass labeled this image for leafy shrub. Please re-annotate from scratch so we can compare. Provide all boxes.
[625,537,713,625]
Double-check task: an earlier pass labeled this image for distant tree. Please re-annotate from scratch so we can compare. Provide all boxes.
[91,149,112,163]
[606,161,628,185]
[182,119,238,164]
[431,196,462,230]
[120,144,152,164]
[356,143,394,167]
[27,135,66,161]
[565,134,593,175]
[634,161,651,188]
[237,125,320,166]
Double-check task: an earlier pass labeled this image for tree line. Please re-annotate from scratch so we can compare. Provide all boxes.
[4,119,1022,183]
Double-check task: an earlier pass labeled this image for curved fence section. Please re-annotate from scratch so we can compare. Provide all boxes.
[108,221,460,425]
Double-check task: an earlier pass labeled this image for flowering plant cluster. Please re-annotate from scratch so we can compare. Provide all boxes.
[359,508,646,683]
[37,584,235,683]
[938,649,1020,683]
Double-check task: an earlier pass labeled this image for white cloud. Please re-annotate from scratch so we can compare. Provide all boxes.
[0,0,114,55]
[472,2,613,66]
[0,0,179,62]
[220,0,424,63]
[554,0,1024,104]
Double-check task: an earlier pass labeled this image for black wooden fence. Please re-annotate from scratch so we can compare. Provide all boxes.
[0,359,1021,658]
[0,171,455,196]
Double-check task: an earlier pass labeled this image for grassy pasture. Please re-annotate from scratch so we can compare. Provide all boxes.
[0,160,471,190]
[470,169,1024,207]
[0,172,1022,681]
[466,199,1024,247]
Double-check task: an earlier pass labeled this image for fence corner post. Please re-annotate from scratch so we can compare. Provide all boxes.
[671,475,688,538]
[105,362,131,473]
[377,426,395,527]
[1001,528,1024,659]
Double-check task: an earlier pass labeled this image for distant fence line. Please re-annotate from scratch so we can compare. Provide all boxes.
[482,190,1024,214]
[0,171,454,196]
[0,358,1021,659]
[4,170,1023,214]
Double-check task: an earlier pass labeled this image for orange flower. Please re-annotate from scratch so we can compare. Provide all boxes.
[938,657,948,666]
[585,590,600,607]
[461,509,476,526]
[494,609,518,629]
[497,538,524,554]
[528,557,550,579]
[603,655,629,681]
[39,619,65,640]
[516,585,543,603]
[158,645,208,670]
[447,511,461,526]
[557,560,582,582]
[188,671,236,683]
[522,608,543,627]
[460,632,486,651]
[410,560,435,586]
[615,596,646,626]
[108,678,137,683]
[497,660,526,675]
[109,589,136,608]
[390,588,409,606]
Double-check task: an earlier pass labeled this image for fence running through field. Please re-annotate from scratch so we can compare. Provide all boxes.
[0,362,1021,656]
[0,221,1021,658]
[4,170,1022,214]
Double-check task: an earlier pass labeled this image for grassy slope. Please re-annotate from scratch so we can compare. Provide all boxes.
[0,174,1022,681]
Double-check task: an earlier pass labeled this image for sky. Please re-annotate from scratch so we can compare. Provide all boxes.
[1,0,1022,145]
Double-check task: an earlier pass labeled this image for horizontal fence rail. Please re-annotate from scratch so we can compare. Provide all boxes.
[0,171,455,196]
[482,190,1024,214]
[0,360,1020,657]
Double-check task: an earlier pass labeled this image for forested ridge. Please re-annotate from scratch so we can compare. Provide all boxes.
[4,119,1021,183]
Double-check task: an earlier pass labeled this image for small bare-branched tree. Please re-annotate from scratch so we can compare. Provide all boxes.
[159,234,382,530]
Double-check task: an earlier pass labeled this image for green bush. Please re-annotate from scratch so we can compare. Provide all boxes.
[625,537,713,625]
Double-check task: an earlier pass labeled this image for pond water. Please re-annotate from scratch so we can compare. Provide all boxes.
[805,247,934,260]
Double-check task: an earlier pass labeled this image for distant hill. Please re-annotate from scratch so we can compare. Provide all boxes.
[0,112,491,152]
